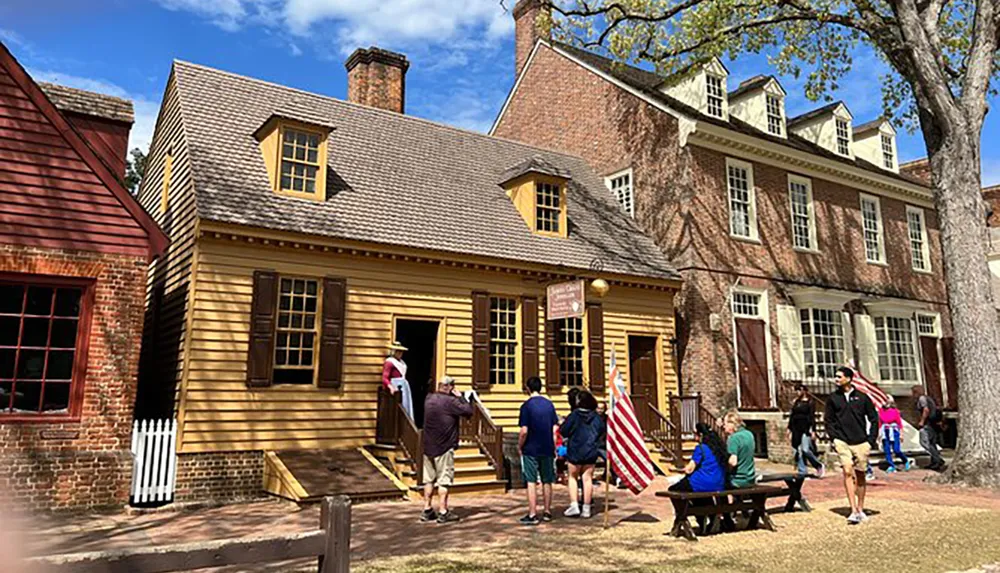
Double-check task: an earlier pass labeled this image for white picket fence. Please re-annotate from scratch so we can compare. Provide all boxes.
[130,419,178,504]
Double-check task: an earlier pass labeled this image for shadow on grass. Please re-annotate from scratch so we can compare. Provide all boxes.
[828,507,882,517]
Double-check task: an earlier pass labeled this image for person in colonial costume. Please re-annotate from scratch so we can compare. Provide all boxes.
[382,342,414,420]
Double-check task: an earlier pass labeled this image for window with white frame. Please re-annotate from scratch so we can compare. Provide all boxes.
[917,314,939,336]
[881,134,895,170]
[907,207,930,272]
[800,308,845,378]
[874,315,919,382]
[727,159,757,239]
[558,317,585,387]
[788,176,815,250]
[766,94,783,136]
[606,169,634,218]
[732,292,761,318]
[706,75,725,118]
[489,297,517,385]
[274,277,319,385]
[835,118,851,156]
[860,194,885,264]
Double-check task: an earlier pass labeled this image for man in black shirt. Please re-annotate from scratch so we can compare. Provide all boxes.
[421,376,473,523]
[824,366,878,525]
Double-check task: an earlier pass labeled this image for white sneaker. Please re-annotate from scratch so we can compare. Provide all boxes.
[563,503,581,518]
[857,510,869,522]
[581,504,591,519]
[816,464,826,479]
[847,512,862,525]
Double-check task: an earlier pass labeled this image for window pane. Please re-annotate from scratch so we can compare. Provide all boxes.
[0,349,15,378]
[13,382,40,412]
[0,284,24,314]
[25,287,53,315]
[50,320,78,348]
[41,383,70,412]
[53,289,82,317]
[17,350,45,379]
[22,318,50,347]
[0,382,11,411]
[47,350,74,380]
[0,317,20,346]
[273,369,313,384]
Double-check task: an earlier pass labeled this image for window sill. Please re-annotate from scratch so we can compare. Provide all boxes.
[866,260,889,267]
[730,234,762,245]
[793,247,822,255]
[912,268,934,275]
[0,414,82,424]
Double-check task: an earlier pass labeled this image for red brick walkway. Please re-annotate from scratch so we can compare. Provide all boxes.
[13,461,999,570]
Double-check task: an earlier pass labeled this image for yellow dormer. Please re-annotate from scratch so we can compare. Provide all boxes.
[254,113,334,201]
[500,156,570,238]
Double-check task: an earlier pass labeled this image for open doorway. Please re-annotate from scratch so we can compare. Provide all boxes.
[393,318,439,428]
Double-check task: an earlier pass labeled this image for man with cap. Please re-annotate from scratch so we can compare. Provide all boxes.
[382,341,414,420]
[420,375,474,523]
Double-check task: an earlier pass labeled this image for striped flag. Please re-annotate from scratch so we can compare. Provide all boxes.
[849,361,890,409]
[607,347,655,494]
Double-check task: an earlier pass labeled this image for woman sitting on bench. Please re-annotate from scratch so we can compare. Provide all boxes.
[668,422,729,531]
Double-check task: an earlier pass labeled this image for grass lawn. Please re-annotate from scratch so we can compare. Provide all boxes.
[354,499,1000,573]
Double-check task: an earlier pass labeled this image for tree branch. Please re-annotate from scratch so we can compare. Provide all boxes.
[959,0,998,118]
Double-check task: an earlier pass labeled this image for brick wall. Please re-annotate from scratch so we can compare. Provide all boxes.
[493,42,953,410]
[174,451,266,503]
[0,244,146,512]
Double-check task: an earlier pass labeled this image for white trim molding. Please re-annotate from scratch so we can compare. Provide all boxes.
[725,157,759,241]
[863,298,929,317]
[787,286,858,310]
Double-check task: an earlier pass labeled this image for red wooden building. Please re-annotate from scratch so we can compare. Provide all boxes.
[0,41,167,511]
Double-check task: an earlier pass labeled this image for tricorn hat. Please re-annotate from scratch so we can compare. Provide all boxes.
[388,341,408,352]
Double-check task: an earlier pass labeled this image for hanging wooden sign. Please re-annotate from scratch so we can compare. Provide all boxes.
[546,280,586,321]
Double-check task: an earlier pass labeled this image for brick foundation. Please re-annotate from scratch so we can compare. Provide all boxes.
[0,245,146,512]
[174,451,266,503]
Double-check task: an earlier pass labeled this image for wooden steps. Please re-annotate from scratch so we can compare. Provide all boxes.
[366,441,506,497]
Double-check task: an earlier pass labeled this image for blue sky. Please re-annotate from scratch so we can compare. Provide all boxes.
[1,0,997,185]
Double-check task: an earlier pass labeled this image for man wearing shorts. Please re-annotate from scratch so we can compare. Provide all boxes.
[517,376,559,525]
[421,376,473,523]
[824,366,878,525]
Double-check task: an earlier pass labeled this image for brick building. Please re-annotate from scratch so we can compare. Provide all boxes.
[0,42,167,511]
[493,1,957,451]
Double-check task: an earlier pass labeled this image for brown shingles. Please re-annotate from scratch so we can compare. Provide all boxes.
[38,82,134,123]
[171,60,678,281]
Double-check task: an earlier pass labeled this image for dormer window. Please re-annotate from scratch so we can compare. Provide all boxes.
[835,118,851,156]
[706,74,725,118]
[766,94,783,136]
[536,181,562,233]
[881,134,895,170]
[606,168,634,218]
[254,112,334,202]
[499,156,570,238]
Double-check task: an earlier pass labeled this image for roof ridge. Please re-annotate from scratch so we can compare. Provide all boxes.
[171,58,591,164]
[36,81,133,106]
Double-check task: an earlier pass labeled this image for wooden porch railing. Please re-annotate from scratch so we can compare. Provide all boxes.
[669,394,714,438]
[376,386,423,483]
[459,399,505,481]
[647,402,682,468]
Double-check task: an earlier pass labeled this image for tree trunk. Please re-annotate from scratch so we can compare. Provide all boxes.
[927,132,1000,488]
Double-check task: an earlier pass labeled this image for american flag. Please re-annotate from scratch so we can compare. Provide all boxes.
[850,361,890,409]
[607,348,655,494]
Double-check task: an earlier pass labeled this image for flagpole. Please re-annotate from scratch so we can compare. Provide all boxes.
[604,387,611,529]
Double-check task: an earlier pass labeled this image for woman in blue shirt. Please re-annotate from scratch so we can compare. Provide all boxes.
[667,422,728,532]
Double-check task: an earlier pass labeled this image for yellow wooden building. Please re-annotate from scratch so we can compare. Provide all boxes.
[136,49,682,502]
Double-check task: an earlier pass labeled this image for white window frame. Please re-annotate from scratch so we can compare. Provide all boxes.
[788,175,817,252]
[906,206,932,273]
[766,94,784,137]
[605,168,635,218]
[881,133,896,170]
[705,74,726,119]
[835,118,851,157]
[860,193,886,265]
[726,158,759,242]
[729,286,775,408]
[799,307,847,379]
[873,314,921,385]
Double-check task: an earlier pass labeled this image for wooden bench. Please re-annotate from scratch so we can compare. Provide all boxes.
[757,472,813,512]
[655,485,781,541]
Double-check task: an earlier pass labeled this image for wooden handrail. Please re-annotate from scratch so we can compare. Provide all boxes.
[398,401,423,484]
[647,402,682,467]
[460,398,505,481]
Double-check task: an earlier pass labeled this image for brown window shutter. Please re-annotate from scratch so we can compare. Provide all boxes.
[521,296,539,382]
[545,316,561,392]
[587,302,605,392]
[941,337,958,409]
[317,277,347,389]
[247,270,278,388]
[472,291,491,391]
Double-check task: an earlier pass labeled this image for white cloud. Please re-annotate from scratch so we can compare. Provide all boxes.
[411,84,505,134]
[28,69,159,154]
[156,0,250,32]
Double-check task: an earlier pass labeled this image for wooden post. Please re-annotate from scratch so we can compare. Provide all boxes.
[319,495,351,573]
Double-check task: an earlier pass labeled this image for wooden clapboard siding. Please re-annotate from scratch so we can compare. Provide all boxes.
[176,234,678,453]
[0,66,149,257]
[135,71,197,419]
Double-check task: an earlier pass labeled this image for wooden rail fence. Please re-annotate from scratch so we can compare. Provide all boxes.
[24,496,351,573]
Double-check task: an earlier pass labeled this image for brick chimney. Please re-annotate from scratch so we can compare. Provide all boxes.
[345,47,409,114]
[513,0,549,77]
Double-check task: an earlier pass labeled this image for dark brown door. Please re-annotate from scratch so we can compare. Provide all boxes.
[941,337,958,410]
[628,336,659,434]
[394,319,439,428]
[735,318,770,410]
[919,337,945,408]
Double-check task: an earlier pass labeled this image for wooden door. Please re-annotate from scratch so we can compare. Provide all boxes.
[941,337,958,410]
[919,337,945,408]
[735,318,770,410]
[628,336,659,434]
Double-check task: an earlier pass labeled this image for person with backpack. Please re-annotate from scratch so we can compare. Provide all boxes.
[560,391,606,519]
[911,385,946,471]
